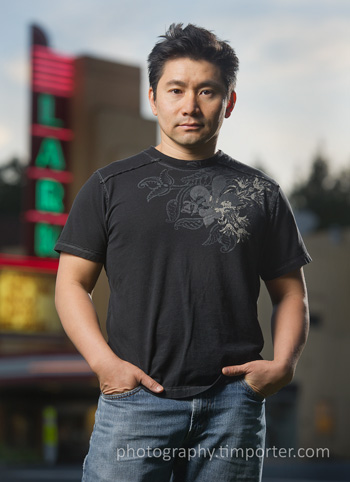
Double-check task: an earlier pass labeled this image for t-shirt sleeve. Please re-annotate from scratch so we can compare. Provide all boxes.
[55,172,107,263]
[259,187,312,281]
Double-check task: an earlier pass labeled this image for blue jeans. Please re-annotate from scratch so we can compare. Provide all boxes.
[82,377,266,481]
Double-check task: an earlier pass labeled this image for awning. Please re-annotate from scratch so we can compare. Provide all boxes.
[0,353,94,384]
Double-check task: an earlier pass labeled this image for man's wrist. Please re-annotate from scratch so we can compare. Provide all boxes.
[89,349,123,375]
[272,358,295,383]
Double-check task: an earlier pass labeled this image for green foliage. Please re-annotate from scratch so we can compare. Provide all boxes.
[289,154,350,230]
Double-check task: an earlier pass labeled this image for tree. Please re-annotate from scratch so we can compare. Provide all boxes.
[0,158,26,215]
[289,154,350,230]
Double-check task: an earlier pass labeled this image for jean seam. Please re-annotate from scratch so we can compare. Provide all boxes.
[101,386,142,400]
[239,379,265,402]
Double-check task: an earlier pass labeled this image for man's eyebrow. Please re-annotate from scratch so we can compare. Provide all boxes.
[164,79,223,90]
[164,80,187,87]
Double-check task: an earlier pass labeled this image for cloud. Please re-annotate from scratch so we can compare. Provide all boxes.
[3,56,29,86]
[218,15,350,81]
[0,125,12,149]
[1,0,348,181]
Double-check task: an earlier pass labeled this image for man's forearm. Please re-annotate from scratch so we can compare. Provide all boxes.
[265,268,310,385]
[271,291,309,376]
[271,271,309,373]
[55,280,120,373]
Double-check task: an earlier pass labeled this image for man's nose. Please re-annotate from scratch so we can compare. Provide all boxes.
[181,92,200,116]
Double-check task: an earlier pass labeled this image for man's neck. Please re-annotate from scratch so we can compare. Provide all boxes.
[155,140,217,161]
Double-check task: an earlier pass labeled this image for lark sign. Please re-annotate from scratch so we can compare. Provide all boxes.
[24,25,75,258]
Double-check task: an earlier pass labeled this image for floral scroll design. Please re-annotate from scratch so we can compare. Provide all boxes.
[138,168,269,253]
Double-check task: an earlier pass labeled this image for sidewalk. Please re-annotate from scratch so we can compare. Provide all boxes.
[262,460,350,481]
[0,460,349,481]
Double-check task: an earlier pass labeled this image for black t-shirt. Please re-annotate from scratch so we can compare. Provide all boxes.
[55,147,311,398]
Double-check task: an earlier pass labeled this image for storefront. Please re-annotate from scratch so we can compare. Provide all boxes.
[0,255,99,465]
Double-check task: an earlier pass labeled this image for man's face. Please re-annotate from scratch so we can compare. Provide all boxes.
[149,57,235,159]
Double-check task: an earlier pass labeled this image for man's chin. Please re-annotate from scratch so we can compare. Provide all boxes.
[173,134,208,148]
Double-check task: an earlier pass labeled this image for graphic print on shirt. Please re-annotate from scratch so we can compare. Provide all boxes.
[138,168,271,253]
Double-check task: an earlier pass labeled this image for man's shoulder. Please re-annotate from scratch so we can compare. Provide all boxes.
[218,152,279,189]
[96,148,158,182]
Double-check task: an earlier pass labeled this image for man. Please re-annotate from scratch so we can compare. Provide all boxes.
[55,23,311,482]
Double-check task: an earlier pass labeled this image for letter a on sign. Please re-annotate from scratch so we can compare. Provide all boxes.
[35,138,66,171]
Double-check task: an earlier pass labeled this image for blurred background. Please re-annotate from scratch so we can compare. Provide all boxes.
[0,1,349,480]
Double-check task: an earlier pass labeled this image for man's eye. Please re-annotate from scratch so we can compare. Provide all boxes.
[200,90,213,96]
[170,89,182,94]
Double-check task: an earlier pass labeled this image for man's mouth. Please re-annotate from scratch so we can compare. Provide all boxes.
[178,123,203,128]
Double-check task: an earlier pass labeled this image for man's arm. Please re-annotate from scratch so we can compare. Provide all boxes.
[55,252,164,394]
[222,268,309,398]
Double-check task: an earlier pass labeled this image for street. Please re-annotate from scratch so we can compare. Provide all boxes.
[0,461,349,482]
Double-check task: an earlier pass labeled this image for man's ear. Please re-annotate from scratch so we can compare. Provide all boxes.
[225,91,236,118]
[149,87,157,116]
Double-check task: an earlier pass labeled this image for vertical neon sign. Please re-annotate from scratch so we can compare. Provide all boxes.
[25,26,74,258]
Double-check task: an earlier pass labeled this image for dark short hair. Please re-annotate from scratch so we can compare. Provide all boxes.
[148,23,239,98]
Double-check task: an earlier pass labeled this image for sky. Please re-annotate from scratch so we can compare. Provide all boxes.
[0,0,349,192]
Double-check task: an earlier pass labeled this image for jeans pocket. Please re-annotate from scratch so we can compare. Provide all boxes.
[101,385,142,400]
[239,378,265,402]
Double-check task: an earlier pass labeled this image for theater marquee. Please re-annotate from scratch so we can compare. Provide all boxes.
[24,25,75,258]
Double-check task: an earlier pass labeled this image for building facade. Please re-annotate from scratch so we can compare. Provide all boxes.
[0,25,157,465]
[258,228,350,460]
